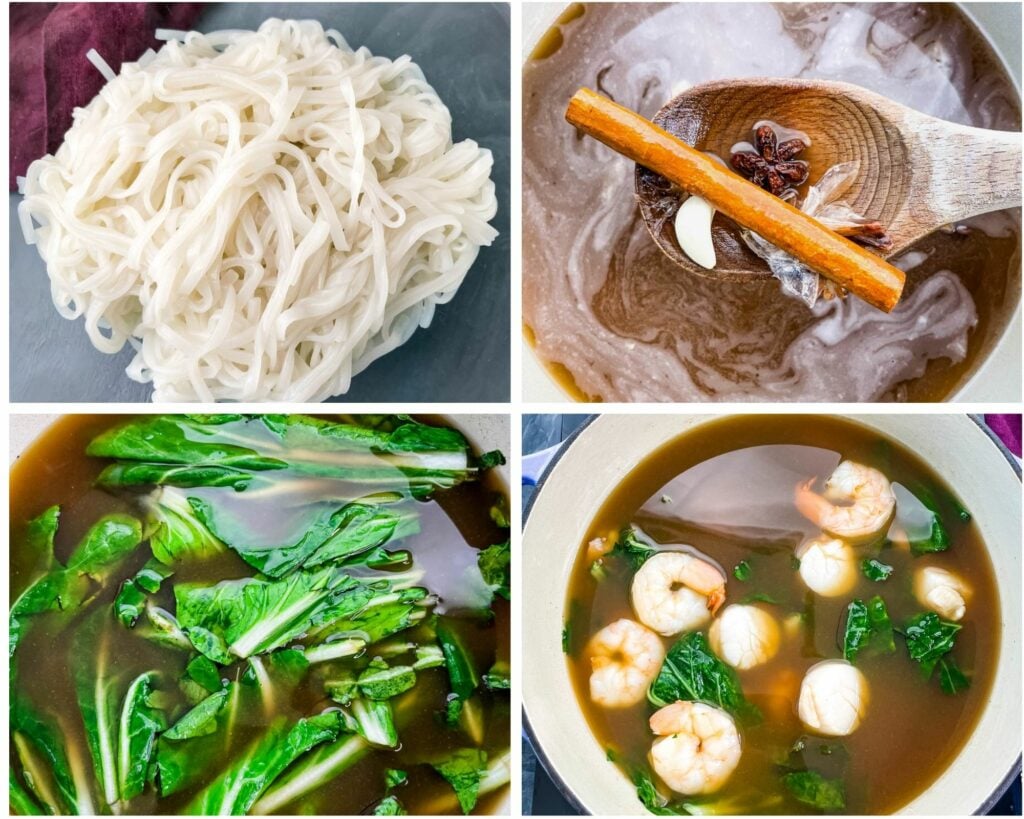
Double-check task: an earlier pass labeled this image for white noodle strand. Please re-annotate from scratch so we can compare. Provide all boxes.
[21,18,498,402]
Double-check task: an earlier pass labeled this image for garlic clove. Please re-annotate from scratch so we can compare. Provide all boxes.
[674,195,716,269]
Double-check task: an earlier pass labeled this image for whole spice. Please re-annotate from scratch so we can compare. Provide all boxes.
[730,124,810,196]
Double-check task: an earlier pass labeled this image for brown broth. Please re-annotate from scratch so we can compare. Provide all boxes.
[10,415,510,816]
[523,3,1022,402]
[565,416,999,813]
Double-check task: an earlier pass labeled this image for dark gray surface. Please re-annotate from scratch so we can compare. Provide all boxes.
[521,414,1022,816]
[10,3,510,403]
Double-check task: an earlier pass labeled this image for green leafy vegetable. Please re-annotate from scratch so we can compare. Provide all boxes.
[11,513,142,656]
[740,592,782,606]
[842,596,894,663]
[860,558,893,582]
[89,415,496,497]
[190,497,419,578]
[184,713,344,815]
[431,749,489,814]
[436,618,481,730]
[909,519,950,555]
[385,768,408,790]
[11,692,92,814]
[633,769,682,815]
[143,488,225,564]
[9,768,45,816]
[114,559,174,628]
[164,689,229,740]
[117,672,165,801]
[489,495,510,529]
[478,540,510,601]
[253,733,373,815]
[175,566,422,662]
[938,657,971,695]
[373,795,407,815]
[483,660,510,691]
[648,633,760,723]
[72,616,165,809]
[901,612,961,676]
[358,659,418,700]
[185,654,224,695]
[781,770,846,811]
[611,527,657,570]
[733,561,752,581]
[351,698,398,748]
[304,588,429,663]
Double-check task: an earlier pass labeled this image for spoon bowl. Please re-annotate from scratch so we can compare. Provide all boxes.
[635,77,1022,280]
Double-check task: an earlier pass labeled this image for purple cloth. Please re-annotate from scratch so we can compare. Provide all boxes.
[985,414,1022,458]
[9,2,203,190]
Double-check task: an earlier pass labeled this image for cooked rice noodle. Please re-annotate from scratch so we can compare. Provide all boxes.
[19,18,498,402]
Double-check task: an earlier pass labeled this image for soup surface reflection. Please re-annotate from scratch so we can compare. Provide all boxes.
[566,416,999,814]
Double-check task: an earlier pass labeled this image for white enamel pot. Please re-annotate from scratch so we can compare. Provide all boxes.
[522,414,1021,814]
[8,413,512,815]
[521,3,1023,403]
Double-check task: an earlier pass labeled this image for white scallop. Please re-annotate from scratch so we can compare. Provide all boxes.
[798,660,869,737]
[708,605,781,670]
[796,535,857,597]
[914,565,969,621]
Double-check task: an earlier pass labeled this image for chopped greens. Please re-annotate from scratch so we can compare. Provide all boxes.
[611,527,657,570]
[373,794,408,815]
[114,559,175,628]
[648,633,761,723]
[431,749,489,814]
[938,657,971,695]
[842,597,895,663]
[733,560,752,581]
[478,539,511,601]
[782,770,846,811]
[901,612,962,677]
[860,558,893,582]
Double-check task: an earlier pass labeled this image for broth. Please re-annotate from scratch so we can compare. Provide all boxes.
[10,415,510,816]
[565,416,999,814]
[523,3,1022,402]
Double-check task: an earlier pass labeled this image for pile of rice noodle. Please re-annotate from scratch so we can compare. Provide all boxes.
[18,18,498,402]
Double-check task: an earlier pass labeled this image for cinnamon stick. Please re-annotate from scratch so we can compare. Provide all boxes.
[565,87,906,312]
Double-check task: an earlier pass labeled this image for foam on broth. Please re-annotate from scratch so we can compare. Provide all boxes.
[565,416,1000,813]
[523,3,1022,401]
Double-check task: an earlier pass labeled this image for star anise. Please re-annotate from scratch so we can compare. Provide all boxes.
[730,124,809,196]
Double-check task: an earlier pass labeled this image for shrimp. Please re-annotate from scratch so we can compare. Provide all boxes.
[795,460,895,543]
[631,551,727,636]
[709,604,780,670]
[648,701,742,795]
[798,660,869,737]
[587,619,665,708]
[795,535,857,597]
[914,565,970,621]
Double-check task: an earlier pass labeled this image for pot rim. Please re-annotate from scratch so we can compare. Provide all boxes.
[522,413,1022,815]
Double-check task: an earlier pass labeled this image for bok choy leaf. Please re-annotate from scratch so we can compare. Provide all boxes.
[11,513,142,656]
[143,487,225,564]
[184,712,344,815]
[11,691,94,815]
[175,566,422,663]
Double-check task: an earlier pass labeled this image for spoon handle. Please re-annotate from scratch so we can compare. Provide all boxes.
[916,123,1022,225]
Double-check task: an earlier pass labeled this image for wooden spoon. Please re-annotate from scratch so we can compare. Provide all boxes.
[634,77,1022,281]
